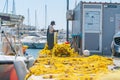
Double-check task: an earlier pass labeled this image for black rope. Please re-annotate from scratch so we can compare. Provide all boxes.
[1,31,17,55]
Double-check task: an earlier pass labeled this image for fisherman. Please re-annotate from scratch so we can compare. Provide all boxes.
[47,21,58,50]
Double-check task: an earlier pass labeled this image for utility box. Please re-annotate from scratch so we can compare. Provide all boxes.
[66,10,74,20]
[72,1,120,55]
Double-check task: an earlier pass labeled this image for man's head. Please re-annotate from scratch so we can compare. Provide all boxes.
[51,21,55,25]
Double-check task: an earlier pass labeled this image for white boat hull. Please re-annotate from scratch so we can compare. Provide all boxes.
[23,42,45,49]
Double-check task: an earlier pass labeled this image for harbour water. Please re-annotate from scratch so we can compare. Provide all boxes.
[26,49,41,59]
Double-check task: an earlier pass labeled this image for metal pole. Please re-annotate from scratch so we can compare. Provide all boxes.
[0,18,1,42]
[66,0,69,41]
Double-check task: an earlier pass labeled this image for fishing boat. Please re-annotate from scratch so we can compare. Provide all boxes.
[0,13,35,80]
[21,33,46,49]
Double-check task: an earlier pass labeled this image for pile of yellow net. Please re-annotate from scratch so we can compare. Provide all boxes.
[25,43,119,80]
[39,43,79,57]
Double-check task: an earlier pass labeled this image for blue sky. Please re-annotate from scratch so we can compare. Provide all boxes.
[0,0,120,30]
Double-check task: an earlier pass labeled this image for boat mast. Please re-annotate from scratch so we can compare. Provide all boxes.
[12,0,16,14]
[35,10,37,30]
[28,8,32,29]
[45,5,47,29]
[3,0,8,13]
[75,0,77,7]
[28,8,30,26]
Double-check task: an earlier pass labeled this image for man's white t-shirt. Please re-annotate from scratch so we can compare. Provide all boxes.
[49,25,54,34]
